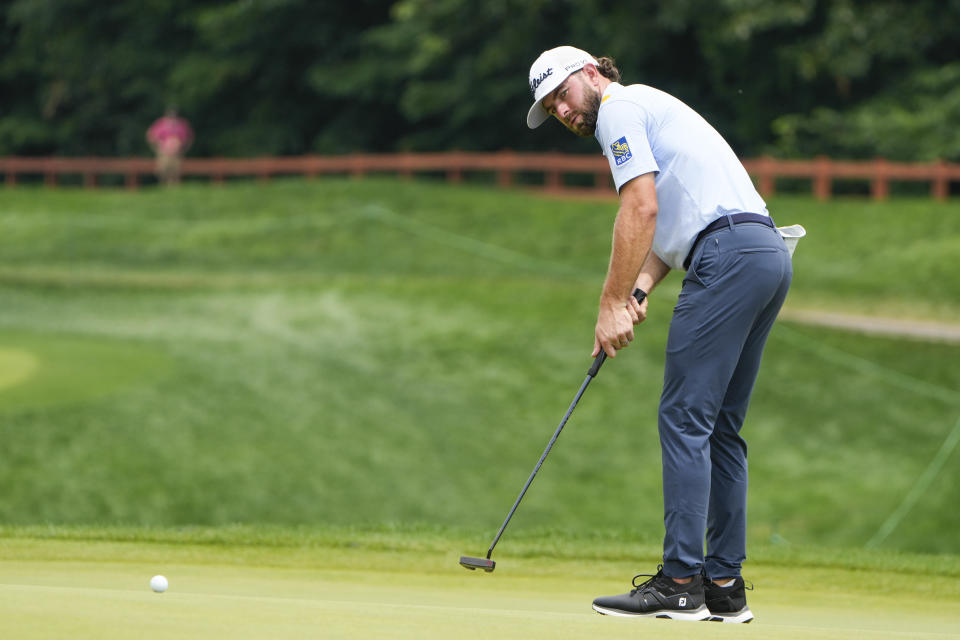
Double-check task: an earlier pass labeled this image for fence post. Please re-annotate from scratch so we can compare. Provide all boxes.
[594,170,611,193]
[932,159,948,201]
[814,155,831,200]
[497,149,514,188]
[304,155,318,180]
[447,151,463,184]
[545,170,561,190]
[871,157,889,201]
[543,154,561,190]
[399,152,413,180]
[256,157,270,184]
[350,154,366,179]
[757,155,775,198]
[43,158,56,187]
[3,160,15,186]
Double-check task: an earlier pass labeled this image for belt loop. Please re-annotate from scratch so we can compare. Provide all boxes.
[725,214,735,232]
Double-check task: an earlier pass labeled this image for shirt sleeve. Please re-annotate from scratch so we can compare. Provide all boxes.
[595,99,659,193]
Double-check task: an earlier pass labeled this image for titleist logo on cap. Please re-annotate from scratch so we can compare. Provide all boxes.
[529,68,553,95]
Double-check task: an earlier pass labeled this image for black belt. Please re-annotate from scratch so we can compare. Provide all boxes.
[683,213,775,270]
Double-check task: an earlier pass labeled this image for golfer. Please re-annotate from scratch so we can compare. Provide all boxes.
[526,46,792,622]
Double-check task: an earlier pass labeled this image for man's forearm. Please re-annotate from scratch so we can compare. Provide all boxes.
[592,173,658,357]
[634,250,671,295]
[600,201,657,307]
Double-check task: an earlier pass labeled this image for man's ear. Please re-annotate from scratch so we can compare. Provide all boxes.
[581,63,601,86]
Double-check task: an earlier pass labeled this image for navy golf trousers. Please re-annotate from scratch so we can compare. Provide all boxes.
[659,217,792,579]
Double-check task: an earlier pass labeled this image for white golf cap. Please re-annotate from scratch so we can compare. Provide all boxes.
[526,46,598,129]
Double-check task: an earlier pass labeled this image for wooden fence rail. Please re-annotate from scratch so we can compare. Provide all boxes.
[1,153,958,201]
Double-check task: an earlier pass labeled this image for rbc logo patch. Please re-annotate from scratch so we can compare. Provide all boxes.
[610,136,632,166]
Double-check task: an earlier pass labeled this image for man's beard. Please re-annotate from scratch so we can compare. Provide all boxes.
[570,88,601,137]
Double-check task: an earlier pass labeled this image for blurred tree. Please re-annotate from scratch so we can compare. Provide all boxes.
[167,0,396,155]
[310,0,580,151]
[0,0,396,156]
[0,0,198,155]
[774,63,960,161]
[769,0,960,160]
[0,0,956,159]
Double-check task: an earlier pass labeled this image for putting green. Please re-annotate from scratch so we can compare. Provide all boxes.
[0,330,173,412]
[0,347,38,390]
[1,537,956,640]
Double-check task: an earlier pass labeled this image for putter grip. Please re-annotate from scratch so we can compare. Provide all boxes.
[587,288,647,377]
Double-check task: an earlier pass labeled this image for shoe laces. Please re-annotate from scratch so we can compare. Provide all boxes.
[630,565,666,595]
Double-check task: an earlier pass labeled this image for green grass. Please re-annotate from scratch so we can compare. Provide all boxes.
[0,179,958,557]
[1,526,958,640]
[770,197,960,322]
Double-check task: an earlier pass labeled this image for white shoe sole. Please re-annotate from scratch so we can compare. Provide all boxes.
[707,607,754,623]
[592,604,711,621]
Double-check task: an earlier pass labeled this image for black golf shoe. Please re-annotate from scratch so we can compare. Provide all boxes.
[704,576,754,623]
[592,567,710,621]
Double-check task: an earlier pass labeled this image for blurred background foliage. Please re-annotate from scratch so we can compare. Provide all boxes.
[0,0,958,160]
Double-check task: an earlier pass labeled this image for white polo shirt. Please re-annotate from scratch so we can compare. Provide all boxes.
[594,82,768,270]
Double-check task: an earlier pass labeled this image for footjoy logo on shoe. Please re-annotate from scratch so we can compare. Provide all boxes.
[678,597,687,607]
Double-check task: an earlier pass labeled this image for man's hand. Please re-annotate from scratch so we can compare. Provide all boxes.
[627,294,649,325]
[592,302,637,358]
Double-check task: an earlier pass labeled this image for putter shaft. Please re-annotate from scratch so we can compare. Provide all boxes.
[466,288,646,569]
[484,370,595,558]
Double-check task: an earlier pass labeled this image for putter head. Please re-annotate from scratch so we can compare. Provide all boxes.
[459,556,496,572]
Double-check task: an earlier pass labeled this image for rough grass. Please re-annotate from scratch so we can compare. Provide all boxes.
[0,179,957,556]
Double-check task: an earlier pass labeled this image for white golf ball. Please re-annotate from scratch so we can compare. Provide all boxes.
[150,575,168,593]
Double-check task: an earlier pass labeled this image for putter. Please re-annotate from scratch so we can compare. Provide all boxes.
[461,288,647,573]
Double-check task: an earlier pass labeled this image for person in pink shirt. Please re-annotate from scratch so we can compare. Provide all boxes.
[146,108,194,185]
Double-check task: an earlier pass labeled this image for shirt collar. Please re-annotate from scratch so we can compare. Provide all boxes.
[600,82,624,106]
[594,82,624,144]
